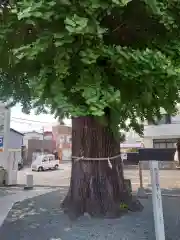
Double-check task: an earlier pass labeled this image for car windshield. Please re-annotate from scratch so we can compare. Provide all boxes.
[32,155,44,163]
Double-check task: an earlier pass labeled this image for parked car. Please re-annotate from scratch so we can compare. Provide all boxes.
[31,154,59,172]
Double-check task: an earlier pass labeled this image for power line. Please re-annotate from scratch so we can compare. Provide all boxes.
[11,117,57,124]
[11,120,44,126]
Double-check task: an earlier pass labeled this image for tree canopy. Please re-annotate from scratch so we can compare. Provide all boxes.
[0,0,180,134]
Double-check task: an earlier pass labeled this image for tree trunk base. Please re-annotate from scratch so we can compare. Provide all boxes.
[62,116,143,220]
[61,162,143,220]
[62,190,143,220]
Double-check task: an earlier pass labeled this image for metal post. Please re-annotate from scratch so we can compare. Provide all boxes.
[137,161,147,198]
[150,161,165,240]
[139,161,143,188]
[41,127,44,154]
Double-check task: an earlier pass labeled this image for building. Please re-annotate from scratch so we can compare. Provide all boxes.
[52,125,72,160]
[142,113,179,169]
[143,113,180,149]
[0,128,23,175]
[44,131,54,140]
[23,130,56,165]
[26,139,56,165]
[9,128,24,150]
[23,131,43,148]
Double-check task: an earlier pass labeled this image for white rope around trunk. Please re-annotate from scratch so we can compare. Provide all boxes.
[72,154,121,161]
[72,155,121,168]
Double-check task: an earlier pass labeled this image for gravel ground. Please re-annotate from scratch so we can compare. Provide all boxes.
[0,188,180,240]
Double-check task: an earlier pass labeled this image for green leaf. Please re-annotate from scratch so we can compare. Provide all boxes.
[112,0,131,6]
[33,11,43,18]
[64,18,76,27]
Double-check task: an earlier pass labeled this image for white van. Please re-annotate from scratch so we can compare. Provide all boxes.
[31,154,59,171]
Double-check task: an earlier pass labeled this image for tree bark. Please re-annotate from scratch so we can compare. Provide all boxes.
[177,139,180,166]
[62,116,143,218]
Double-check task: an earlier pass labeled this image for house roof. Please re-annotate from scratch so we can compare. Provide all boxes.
[10,128,24,136]
[23,130,42,135]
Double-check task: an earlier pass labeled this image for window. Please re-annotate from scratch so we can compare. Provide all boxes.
[154,142,166,148]
[59,136,64,143]
[49,156,54,161]
[153,139,177,149]
[42,157,48,162]
[66,137,72,143]
[167,142,174,148]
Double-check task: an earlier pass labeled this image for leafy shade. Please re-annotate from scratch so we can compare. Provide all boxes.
[0,0,180,134]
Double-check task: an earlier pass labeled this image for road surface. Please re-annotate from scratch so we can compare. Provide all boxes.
[18,163,180,190]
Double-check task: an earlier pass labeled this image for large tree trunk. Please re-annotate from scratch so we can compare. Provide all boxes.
[62,116,143,218]
[177,139,180,166]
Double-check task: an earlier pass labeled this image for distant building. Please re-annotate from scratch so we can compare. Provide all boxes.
[23,131,43,148]
[26,139,56,165]
[23,130,56,166]
[0,128,24,170]
[44,131,54,140]
[9,128,24,150]
[52,125,72,160]
[143,113,180,148]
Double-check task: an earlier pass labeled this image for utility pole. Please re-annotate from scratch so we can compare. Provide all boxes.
[41,126,44,154]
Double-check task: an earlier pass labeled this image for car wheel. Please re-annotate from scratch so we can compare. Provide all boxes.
[54,164,59,170]
[38,166,44,172]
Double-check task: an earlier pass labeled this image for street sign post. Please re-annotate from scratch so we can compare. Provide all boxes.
[0,103,11,182]
[150,161,165,240]
[138,148,175,240]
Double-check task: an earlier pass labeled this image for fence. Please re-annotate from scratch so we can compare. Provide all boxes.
[123,148,179,192]
[123,148,176,169]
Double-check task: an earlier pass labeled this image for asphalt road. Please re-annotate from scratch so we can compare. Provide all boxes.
[18,163,180,191]
[17,162,71,187]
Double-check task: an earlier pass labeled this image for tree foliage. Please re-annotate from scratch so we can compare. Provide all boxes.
[0,0,180,134]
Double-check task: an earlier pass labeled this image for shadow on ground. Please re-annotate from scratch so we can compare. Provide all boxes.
[0,186,180,240]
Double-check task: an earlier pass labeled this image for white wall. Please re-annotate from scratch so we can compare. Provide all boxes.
[62,149,71,161]
[143,137,153,148]
[144,124,180,139]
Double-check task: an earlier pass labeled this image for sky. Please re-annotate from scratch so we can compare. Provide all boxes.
[10,104,71,133]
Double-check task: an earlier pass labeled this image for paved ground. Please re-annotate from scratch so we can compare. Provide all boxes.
[125,168,180,190]
[17,162,71,187]
[1,189,180,240]
[0,163,71,228]
[18,163,180,191]
[0,165,180,239]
